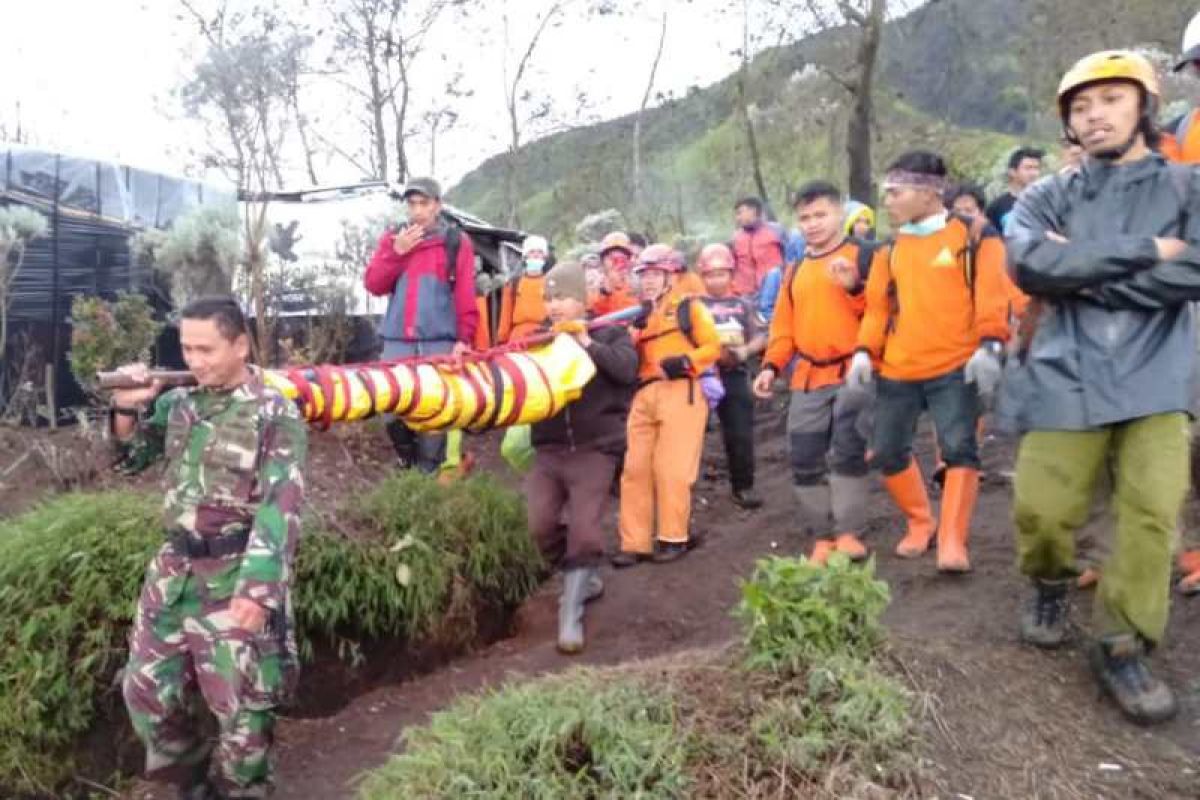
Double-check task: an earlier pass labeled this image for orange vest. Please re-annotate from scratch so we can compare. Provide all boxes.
[764,240,868,391]
[732,225,784,296]
[498,274,547,342]
[592,285,639,317]
[1162,109,1200,164]
[635,292,721,383]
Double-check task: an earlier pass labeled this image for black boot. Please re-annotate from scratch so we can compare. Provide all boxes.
[1020,578,1070,649]
[1088,635,1178,725]
[732,489,763,510]
[385,418,417,469]
[651,541,689,564]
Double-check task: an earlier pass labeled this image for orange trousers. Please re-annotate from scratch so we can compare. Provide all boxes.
[619,379,709,551]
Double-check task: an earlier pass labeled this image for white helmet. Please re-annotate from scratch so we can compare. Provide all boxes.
[521,234,549,256]
[1175,10,1200,71]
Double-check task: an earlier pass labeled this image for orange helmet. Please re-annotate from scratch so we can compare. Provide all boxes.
[633,243,685,274]
[598,231,633,258]
[697,243,735,274]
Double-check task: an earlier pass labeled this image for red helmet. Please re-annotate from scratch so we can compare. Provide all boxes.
[633,243,684,274]
[697,243,734,274]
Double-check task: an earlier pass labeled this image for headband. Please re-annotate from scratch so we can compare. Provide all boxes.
[883,170,948,193]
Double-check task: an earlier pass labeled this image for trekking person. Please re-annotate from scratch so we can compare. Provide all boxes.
[592,231,639,316]
[1162,10,1200,162]
[846,151,1010,573]
[1005,50,1200,724]
[1159,12,1200,595]
[985,146,1044,232]
[731,196,786,297]
[526,260,638,654]
[112,296,306,799]
[753,181,875,564]
[844,200,876,240]
[497,234,551,343]
[613,244,721,567]
[364,177,478,474]
[697,242,766,510]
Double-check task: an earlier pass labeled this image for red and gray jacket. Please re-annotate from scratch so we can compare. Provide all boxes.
[364,226,479,345]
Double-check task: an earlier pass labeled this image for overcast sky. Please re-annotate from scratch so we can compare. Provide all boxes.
[0,0,754,190]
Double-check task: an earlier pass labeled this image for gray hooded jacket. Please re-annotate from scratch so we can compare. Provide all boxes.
[1000,153,1200,432]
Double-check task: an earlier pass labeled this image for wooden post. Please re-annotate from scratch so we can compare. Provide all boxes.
[44,363,56,430]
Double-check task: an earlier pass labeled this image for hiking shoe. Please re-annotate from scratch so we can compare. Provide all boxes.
[651,541,689,564]
[584,571,604,602]
[1020,578,1070,649]
[1088,635,1178,725]
[732,489,763,510]
[610,551,647,569]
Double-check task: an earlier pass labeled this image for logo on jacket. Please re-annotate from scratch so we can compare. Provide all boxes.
[931,246,956,268]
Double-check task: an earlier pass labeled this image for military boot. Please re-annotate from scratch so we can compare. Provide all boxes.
[1019,578,1070,649]
[1088,635,1178,725]
[557,567,596,654]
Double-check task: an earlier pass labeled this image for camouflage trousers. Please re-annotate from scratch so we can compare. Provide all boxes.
[123,549,295,798]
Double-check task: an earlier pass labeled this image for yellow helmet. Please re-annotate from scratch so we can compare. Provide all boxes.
[1057,50,1160,119]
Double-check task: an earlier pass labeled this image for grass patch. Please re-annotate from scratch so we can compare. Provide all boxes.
[358,670,688,799]
[359,554,917,799]
[0,472,542,796]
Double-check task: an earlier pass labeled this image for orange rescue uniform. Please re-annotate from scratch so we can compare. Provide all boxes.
[764,240,868,391]
[497,274,547,342]
[619,289,721,552]
[858,217,1009,381]
[1161,109,1200,163]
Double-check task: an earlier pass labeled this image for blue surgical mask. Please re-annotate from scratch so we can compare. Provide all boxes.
[898,211,948,237]
[525,259,546,276]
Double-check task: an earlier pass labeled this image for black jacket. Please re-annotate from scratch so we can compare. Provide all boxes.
[532,324,637,453]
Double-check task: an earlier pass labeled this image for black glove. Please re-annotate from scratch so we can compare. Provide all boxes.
[660,355,691,379]
[632,300,653,330]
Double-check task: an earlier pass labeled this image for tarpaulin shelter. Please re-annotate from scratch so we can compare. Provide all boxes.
[0,143,234,415]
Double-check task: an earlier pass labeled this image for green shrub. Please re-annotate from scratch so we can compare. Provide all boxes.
[295,470,543,659]
[68,292,163,395]
[0,473,542,795]
[357,670,689,800]
[734,554,890,675]
[0,491,162,795]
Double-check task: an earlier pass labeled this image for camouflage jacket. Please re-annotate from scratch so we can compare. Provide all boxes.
[121,367,307,611]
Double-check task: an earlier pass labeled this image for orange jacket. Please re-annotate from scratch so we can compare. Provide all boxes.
[473,295,492,350]
[765,240,868,391]
[635,290,721,384]
[498,274,547,342]
[1162,109,1200,163]
[732,224,784,296]
[592,285,639,317]
[858,216,1009,381]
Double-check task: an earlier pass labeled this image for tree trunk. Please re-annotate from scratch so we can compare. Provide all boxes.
[737,1,769,211]
[364,14,388,181]
[846,0,885,206]
[633,12,668,230]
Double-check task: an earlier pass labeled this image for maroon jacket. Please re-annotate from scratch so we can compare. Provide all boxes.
[364,227,479,344]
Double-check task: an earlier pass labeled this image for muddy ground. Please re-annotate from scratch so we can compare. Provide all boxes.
[4,398,1198,800]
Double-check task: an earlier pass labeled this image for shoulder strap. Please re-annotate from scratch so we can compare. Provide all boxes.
[677,295,698,348]
[442,216,462,289]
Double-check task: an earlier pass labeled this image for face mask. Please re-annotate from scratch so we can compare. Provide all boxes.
[525,259,545,276]
[898,211,948,237]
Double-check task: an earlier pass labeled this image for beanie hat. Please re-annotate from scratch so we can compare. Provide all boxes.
[543,260,587,303]
[522,234,549,256]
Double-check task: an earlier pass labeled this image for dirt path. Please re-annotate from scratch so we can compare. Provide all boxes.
[130,411,1200,799]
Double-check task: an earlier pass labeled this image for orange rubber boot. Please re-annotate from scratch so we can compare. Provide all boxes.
[809,539,835,566]
[1178,550,1200,594]
[937,467,979,573]
[834,533,868,561]
[884,461,936,558]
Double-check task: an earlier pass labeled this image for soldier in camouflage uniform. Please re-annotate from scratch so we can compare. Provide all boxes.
[111,296,307,800]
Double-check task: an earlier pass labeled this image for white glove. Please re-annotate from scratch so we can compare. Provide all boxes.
[964,343,1003,398]
[845,351,874,391]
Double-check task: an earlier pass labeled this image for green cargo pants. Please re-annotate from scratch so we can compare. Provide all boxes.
[1013,412,1189,645]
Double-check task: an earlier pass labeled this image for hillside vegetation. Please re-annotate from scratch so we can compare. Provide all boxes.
[450,0,1194,243]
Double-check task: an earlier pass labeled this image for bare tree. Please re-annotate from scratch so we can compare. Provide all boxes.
[178,0,308,362]
[737,0,772,210]
[501,0,568,227]
[330,0,460,182]
[632,10,668,229]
